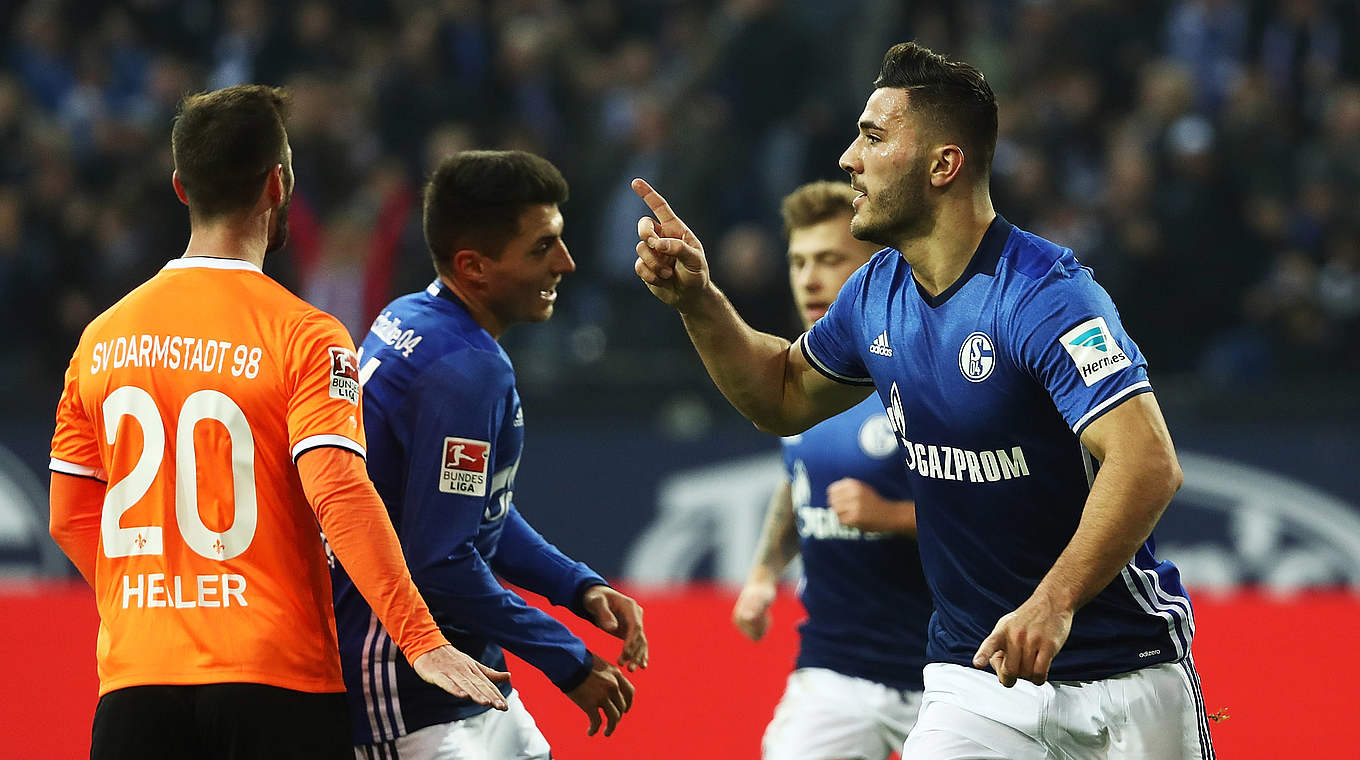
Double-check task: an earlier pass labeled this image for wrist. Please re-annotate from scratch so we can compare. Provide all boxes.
[745,565,781,588]
[571,579,609,618]
[1031,581,1080,616]
[556,650,596,694]
[676,281,722,317]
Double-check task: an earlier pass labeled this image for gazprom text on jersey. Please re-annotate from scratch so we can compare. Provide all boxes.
[898,438,1030,483]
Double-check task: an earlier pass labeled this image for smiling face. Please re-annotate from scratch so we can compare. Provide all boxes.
[787,214,879,329]
[479,202,575,331]
[839,87,934,248]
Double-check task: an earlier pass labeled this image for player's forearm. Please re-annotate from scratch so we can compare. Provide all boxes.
[678,284,807,435]
[748,480,798,582]
[1033,445,1181,613]
[297,448,448,661]
[883,500,918,537]
[49,473,104,587]
[491,507,606,613]
[414,558,594,689]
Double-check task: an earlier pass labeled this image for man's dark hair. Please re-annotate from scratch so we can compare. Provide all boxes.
[171,85,291,221]
[780,181,856,239]
[423,150,569,273]
[874,42,998,180]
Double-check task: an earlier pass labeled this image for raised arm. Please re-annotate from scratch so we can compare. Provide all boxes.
[632,179,868,435]
[972,393,1182,687]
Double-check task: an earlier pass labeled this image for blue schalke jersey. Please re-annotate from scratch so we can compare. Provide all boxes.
[331,280,604,744]
[802,216,1194,681]
[782,396,932,691]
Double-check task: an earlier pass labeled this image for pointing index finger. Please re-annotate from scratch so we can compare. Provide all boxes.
[631,178,682,228]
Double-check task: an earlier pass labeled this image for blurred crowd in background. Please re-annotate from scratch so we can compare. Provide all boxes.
[2,0,1358,419]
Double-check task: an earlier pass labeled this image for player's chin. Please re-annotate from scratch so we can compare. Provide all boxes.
[524,303,555,322]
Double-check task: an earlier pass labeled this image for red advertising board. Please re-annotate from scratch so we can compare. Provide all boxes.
[3,582,1355,758]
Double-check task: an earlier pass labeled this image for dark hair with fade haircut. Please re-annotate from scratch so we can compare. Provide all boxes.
[423,150,569,273]
[874,41,998,180]
[780,181,858,239]
[171,85,291,221]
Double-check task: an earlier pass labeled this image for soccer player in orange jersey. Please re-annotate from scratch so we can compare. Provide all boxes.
[48,85,508,760]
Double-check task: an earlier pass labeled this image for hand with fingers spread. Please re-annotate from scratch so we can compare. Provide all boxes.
[411,645,511,710]
[582,585,649,672]
[971,591,1073,688]
[567,652,635,737]
[631,178,712,310]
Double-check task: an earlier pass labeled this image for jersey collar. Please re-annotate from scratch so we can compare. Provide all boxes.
[914,214,1014,308]
[163,256,263,273]
[428,278,472,314]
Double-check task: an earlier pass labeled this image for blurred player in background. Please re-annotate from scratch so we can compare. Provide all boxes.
[635,41,1213,759]
[47,85,507,760]
[331,150,646,760]
[730,181,932,760]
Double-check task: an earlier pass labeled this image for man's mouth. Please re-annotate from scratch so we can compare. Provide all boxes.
[539,287,557,303]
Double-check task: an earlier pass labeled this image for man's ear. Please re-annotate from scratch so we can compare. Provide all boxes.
[929,144,966,188]
[452,249,486,284]
[171,170,189,206]
[263,163,285,207]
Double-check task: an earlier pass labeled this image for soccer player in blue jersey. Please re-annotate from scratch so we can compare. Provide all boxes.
[730,181,932,760]
[635,42,1213,759]
[332,150,646,759]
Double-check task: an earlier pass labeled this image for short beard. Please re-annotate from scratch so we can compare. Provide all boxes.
[850,160,931,248]
[265,197,290,254]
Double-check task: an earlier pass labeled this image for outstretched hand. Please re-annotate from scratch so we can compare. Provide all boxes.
[582,585,649,672]
[632,178,711,310]
[411,644,511,709]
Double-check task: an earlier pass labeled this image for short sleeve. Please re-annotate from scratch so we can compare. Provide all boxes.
[51,344,105,481]
[800,261,874,386]
[1014,270,1153,435]
[285,311,367,460]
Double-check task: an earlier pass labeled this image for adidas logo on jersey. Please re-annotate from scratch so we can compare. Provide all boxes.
[869,331,893,357]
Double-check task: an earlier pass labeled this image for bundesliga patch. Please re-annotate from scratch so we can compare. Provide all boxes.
[1059,317,1131,386]
[328,347,360,404]
[439,437,490,496]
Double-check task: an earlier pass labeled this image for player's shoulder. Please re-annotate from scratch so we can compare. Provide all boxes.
[863,246,904,279]
[286,300,354,348]
[425,331,512,385]
[1000,225,1082,284]
[998,224,1111,312]
[77,266,177,343]
[380,296,512,389]
[834,246,903,307]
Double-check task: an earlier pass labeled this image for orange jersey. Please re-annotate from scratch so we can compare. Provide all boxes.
[51,257,368,695]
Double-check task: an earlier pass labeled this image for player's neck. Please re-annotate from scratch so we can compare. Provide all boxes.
[440,275,507,340]
[898,195,995,297]
[182,217,269,270]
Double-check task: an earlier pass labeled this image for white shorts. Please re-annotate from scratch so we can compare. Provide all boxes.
[355,690,551,760]
[762,667,923,760]
[902,659,1215,759]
